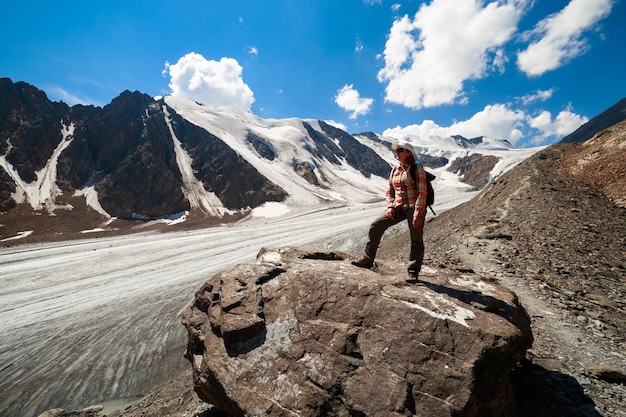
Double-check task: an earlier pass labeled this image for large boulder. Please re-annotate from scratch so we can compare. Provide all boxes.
[182,247,533,416]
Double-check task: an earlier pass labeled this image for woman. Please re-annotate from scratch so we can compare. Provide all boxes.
[352,140,428,279]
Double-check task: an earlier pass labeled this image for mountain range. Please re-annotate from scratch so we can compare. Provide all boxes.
[0,78,622,243]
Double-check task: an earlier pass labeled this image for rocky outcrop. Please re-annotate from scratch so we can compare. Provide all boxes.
[449,153,500,189]
[402,139,626,415]
[182,246,533,417]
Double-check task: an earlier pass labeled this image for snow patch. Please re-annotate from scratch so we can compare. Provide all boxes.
[163,106,231,217]
[0,122,75,211]
[251,202,291,218]
[1,230,34,242]
[74,185,110,218]
[80,228,106,234]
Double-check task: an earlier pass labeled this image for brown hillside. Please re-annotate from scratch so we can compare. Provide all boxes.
[558,119,626,208]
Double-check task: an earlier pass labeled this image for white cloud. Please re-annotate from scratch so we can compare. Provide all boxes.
[334,84,374,119]
[164,52,255,111]
[519,89,554,105]
[528,107,588,144]
[384,119,450,139]
[490,48,508,74]
[517,0,614,76]
[377,0,526,109]
[451,104,526,142]
[384,104,526,143]
[383,102,588,146]
[324,120,348,131]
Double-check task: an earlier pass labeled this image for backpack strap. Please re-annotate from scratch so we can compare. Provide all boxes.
[410,163,417,185]
[411,163,437,216]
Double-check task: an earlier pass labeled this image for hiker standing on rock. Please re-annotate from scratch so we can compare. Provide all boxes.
[352,140,428,279]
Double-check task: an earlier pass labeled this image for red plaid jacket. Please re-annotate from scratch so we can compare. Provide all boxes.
[386,164,428,219]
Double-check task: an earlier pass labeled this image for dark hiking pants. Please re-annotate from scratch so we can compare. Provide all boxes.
[363,206,425,275]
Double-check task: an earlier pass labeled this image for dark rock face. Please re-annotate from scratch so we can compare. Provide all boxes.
[292,160,320,186]
[416,153,449,169]
[449,153,500,189]
[317,121,391,178]
[0,168,16,211]
[0,78,71,182]
[182,246,533,417]
[58,92,188,218]
[0,78,72,209]
[452,135,486,148]
[302,121,391,180]
[246,131,276,161]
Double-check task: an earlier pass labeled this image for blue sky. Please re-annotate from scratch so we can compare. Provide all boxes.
[2,0,624,147]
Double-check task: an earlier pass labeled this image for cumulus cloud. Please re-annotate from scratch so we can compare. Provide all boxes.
[517,0,614,76]
[451,104,527,142]
[528,108,588,144]
[163,52,254,110]
[377,0,525,109]
[384,104,526,143]
[334,84,374,119]
[383,102,588,146]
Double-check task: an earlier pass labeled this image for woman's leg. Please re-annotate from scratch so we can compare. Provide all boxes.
[362,208,405,263]
[406,208,426,277]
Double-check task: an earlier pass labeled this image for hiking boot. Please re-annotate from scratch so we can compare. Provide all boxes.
[351,258,374,269]
[406,270,419,283]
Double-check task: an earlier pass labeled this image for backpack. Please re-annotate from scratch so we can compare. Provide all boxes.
[410,162,436,215]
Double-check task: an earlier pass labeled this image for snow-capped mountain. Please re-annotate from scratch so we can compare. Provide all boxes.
[0,78,540,239]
